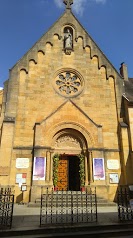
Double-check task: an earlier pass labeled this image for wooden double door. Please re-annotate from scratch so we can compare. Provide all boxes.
[57,155,80,191]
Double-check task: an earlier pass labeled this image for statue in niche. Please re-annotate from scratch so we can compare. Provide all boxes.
[64,29,73,49]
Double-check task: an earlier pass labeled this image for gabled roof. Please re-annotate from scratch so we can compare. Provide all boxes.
[38,99,102,128]
[124,78,133,102]
[11,8,123,80]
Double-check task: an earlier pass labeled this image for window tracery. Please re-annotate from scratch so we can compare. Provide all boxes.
[54,71,83,97]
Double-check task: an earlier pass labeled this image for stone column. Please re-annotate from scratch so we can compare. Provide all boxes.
[89,151,93,183]
[85,156,88,186]
[46,151,51,182]
[49,152,53,185]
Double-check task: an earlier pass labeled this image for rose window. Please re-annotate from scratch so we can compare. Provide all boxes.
[54,71,83,97]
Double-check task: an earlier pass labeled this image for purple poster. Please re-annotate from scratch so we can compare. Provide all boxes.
[93,158,105,180]
[33,157,46,180]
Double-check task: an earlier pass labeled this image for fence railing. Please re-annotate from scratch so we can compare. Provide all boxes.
[0,188,14,229]
[40,188,97,226]
[117,186,133,221]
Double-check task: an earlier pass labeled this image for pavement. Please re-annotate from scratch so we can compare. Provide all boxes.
[1,204,133,238]
[11,204,119,230]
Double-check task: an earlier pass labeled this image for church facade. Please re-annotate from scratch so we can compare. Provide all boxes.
[0,0,133,203]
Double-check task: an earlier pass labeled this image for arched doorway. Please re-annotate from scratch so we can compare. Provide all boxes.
[53,128,88,191]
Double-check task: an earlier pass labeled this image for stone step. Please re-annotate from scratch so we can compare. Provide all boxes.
[35,198,113,203]
[28,201,116,208]
[28,192,116,208]
[1,223,133,237]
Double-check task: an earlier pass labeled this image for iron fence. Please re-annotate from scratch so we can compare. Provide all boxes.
[0,188,14,229]
[117,186,133,221]
[40,188,97,226]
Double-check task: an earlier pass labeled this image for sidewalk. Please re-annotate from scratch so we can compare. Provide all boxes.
[2,204,133,238]
[12,204,119,230]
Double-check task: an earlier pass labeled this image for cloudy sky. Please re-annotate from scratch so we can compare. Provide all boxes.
[0,0,133,87]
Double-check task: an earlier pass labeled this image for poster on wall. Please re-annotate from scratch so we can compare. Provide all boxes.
[109,173,119,184]
[16,158,29,169]
[33,157,46,180]
[93,158,105,180]
[16,173,27,184]
[107,160,119,170]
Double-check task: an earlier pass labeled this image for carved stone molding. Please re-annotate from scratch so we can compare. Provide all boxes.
[55,135,81,149]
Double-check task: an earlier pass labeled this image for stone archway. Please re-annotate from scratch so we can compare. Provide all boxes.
[52,128,88,191]
[53,128,87,153]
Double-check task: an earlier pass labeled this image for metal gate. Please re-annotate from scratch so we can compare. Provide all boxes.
[40,187,97,226]
[117,186,133,221]
[0,188,14,229]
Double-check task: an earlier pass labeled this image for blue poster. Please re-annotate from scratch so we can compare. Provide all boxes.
[33,157,46,180]
[93,158,105,180]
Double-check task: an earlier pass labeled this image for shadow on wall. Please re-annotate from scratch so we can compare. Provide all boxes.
[114,115,133,203]
[16,193,23,203]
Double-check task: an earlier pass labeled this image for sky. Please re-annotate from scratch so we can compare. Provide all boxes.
[0,0,133,87]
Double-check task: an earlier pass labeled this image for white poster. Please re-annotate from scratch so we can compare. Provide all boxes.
[16,173,27,184]
[109,173,119,184]
[16,158,29,169]
[107,160,119,170]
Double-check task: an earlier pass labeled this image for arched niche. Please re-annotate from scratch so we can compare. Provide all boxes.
[63,26,73,50]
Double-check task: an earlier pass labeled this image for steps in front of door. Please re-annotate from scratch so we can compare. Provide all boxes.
[1,223,133,238]
[28,192,116,208]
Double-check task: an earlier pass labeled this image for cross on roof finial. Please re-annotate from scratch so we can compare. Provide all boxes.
[63,0,73,10]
